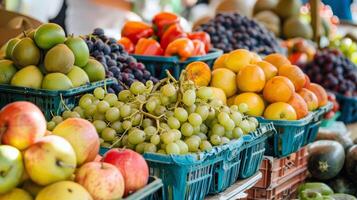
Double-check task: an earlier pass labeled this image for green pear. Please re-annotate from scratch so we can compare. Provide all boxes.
[34,23,66,50]
[11,65,43,89]
[12,38,41,68]
[82,59,105,82]
[5,38,20,59]
[67,66,89,87]
[0,59,17,84]
[42,73,73,90]
[44,44,74,74]
[65,37,89,67]
[0,145,24,194]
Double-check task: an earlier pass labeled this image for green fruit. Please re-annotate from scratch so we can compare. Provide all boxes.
[283,17,313,39]
[0,60,17,84]
[44,44,74,74]
[275,0,301,19]
[11,65,43,88]
[67,66,89,87]
[5,38,20,59]
[42,73,73,90]
[11,38,40,68]
[65,37,89,67]
[82,59,105,82]
[34,23,66,49]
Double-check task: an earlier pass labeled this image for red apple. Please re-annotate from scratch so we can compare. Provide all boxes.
[52,118,99,166]
[0,101,46,150]
[75,161,125,200]
[102,149,149,196]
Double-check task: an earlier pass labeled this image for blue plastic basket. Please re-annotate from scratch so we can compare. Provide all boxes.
[123,176,163,200]
[239,123,276,179]
[131,48,223,79]
[336,94,357,124]
[257,114,313,158]
[305,102,333,144]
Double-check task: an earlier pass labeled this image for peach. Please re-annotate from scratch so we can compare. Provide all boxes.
[298,88,319,111]
[288,93,309,119]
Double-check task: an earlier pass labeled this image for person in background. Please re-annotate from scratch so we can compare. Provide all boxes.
[302,0,353,21]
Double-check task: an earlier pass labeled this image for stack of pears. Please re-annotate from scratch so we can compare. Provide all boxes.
[0,23,106,90]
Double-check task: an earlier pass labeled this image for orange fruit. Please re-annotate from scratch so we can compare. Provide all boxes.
[298,88,319,111]
[263,76,295,103]
[210,87,227,105]
[186,61,211,86]
[224,49,253,72]
[236,64,266,92]
[210,68,237,97]
[264,53,291,70]
[256,61,278,80]
[213,53,229,69]
[303,74,311,88]
[250,52,262,64]
[264,102,297,120]
[233,92,265,116]
[306,83,328,107]
[287,93,309,119]
[278,64,306,91]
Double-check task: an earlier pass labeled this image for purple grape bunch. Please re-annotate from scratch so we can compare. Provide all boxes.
[196,13,283,55]
[301,48,357,97]
[84,28,158,93]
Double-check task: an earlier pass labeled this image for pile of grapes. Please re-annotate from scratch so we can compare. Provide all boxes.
[196,13,283,55]
[301,48,357,97]
[329,37,357,64]
[47,71,258,155]
[83,28,158,93]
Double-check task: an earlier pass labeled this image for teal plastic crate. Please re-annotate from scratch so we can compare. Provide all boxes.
[305,102,333,144]
[321,112,341,128]
[131,48,223,79]
[239,123,276,179]
[257,114,313,158]
[335,94,357,124]
[123,176,163,200]
[0,79,115,120]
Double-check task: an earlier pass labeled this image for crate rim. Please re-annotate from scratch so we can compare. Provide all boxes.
[122,176,163,200]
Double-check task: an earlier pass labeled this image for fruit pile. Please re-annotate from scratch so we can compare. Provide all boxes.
[282,38,316,65]
[83,28,158,94]
[49,71,257,154]
[199,49,328,121]
[329,36,357,64]
[119,12,212,60]
[301,48,357,97]
[0,101,149,200]
[195,13,282,55]
[0,23,106,90]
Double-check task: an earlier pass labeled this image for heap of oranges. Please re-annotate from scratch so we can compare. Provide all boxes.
[186,49,328,121]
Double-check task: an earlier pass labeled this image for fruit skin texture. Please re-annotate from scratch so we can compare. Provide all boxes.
[0,145,24,194]
[256,60,277,80]
[44,44,75,74]
[65,36,90,67]
[83,59,106,82]
[75,162,125,200]
[264,102,297,120]
[287,93,309,119]
[103,149,149,196]
[42,73,73,90]
[263,76,295,103]
[234,92,265,116]
[298,88,319,111]
[0,101,46,150]
[210,87,227,105]
[67,66,90,87]
[0,59,17,84]
[307,83,328,107]
[52,118,99,166]
[303,74,311,88]
[35,181,93,200]
[186,61,211,86]
[236,64,266,92]
[10,65,43,89]
[210,68,237,98]
[11,38,40,68]
[24,135,77,186]
[278,64,306,91]
[263,53,291,70]
[224,49,252,72]
[213,53,228,69]
[0,188,33,200]
[5,38,20,59]
[34,23,66,50]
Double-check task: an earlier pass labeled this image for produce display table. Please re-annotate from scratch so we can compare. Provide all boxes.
[205,172,262,200]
